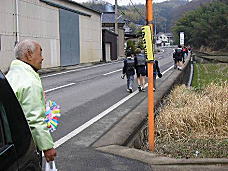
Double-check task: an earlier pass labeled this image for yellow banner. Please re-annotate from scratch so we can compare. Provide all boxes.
[142,26,154,60]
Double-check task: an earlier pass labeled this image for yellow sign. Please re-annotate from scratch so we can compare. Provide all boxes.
[142,26,154,60]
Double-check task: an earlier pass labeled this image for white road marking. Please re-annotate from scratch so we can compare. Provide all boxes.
[43,68,122,94]
[103,69,122,76]
[44,83,75,93]
[41,62,121,78]
[44,65,173,94]
[161,65,173,75]
[54,89,138,148]
[54,65,173,148]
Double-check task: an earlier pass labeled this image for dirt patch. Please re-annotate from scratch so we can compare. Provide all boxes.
[155,138,228,158]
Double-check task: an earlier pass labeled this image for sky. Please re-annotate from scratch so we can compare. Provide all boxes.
[74,0,171,6]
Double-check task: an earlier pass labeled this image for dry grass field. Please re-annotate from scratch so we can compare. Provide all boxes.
[154,63,228,158]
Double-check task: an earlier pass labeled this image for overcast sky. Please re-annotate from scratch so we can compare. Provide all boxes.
[74,0,171,6]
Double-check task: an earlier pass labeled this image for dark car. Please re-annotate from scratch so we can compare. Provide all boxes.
[0,71,41,170]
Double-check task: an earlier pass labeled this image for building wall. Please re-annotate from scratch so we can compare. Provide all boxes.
[52,0,102,64]
[79,14,102,63]
[0,0,102,73]
[19,0,60,68]
[0,0,60,72]
[0,0,16,72]
[102,29,117,61]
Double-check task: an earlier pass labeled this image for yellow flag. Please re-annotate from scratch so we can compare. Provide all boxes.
[142,26,154,60]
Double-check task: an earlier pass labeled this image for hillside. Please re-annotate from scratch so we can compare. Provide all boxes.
[82,0,190,33]
[82,0,224,34]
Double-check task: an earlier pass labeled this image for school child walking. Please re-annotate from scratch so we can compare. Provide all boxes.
[122,52,135,93]
[134,48,147,92]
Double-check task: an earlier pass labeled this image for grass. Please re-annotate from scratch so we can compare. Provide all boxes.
[150,62,228,158]
[192,63,228,89]
[154,83,228,158]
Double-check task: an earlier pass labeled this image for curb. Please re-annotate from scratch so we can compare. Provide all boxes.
[97,145,228,166]
[38,60,123,75]
[38,62,104,75]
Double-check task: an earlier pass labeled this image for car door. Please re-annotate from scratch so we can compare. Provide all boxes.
[0,102,18,170]
[0,71,41,170]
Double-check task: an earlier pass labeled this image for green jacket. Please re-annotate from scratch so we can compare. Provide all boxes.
[6,60,54,151]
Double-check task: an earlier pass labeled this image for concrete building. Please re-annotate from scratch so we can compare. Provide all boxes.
[0,0,102,73]
[156,32,173,47]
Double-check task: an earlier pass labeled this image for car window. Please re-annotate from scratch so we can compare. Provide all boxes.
[0,102,12,145]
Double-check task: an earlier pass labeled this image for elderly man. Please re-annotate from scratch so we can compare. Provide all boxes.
[6,39,56,164]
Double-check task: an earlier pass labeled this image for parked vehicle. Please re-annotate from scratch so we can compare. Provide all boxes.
[0,71,41,170]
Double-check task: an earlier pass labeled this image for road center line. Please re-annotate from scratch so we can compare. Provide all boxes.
[54,65,173,148]
[44,83,75,93]
[103,69,122,76]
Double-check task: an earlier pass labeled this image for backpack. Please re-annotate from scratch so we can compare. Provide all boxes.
[136,54,146,66]
[126,58,135,71]
[175,48,183,58]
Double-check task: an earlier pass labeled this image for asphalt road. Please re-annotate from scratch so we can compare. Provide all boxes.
[41,47,175,170]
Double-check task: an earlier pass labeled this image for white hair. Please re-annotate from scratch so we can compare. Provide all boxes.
[14,39,37,59]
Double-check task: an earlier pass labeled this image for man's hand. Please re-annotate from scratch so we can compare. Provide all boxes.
[44,148,57,162]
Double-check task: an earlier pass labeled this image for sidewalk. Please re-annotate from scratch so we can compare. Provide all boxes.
[38,61,107,75]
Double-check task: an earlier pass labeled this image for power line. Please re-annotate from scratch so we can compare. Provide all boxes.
[118,8,140,25]
[128,0,146,22]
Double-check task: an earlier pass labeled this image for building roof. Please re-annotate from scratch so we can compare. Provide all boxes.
[102,29,118,36]
[62,0,101,14]
[40,0,101,15]
[102,12,125,24]
[156,32,165,36]
[156,32,173,37]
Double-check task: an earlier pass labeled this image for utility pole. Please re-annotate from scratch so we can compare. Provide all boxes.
[115,0,119,58]
[114,0,118,34]
[146,0,155,151]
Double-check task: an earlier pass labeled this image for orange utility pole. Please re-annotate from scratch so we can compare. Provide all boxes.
[146,0,155,151]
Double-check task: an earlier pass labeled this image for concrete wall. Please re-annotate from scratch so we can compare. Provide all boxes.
[0,0,102,73]
[19,0,60,69]
[0,0,16,72]
[79,14,102,63]
[0,0,60,72]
